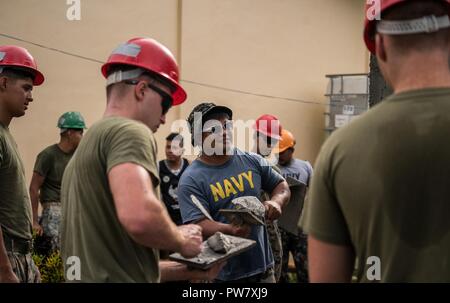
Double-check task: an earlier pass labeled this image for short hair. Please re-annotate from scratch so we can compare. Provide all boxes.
[0,67,35,83]
[166,132,184,147]
[382,0,449,53]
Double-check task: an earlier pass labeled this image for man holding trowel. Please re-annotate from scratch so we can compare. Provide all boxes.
[178,102,290,282]
[60,38,220,282]
[252,114,284,282]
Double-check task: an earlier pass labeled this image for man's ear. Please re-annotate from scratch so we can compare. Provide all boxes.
[0,76,8,91]
[375,34,388,63]
[134,80,146,101]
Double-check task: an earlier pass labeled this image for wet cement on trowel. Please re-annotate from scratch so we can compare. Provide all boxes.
[169,232,256,269]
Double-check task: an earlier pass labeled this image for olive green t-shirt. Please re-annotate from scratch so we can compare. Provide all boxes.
[33,144,74,202]
[61,117,160,282]
[303,88,450,282]
[0,123,32,241]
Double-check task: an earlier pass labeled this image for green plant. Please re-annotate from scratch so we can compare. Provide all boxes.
[32,232,65,283]
[32,250,65,283]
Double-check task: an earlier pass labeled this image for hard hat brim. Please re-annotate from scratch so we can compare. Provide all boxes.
[33,70,45,86]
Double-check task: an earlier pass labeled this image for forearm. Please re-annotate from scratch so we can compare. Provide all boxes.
[270,181,290,209]
[0,228,12,273]
[29,188,40,223]
[160,260,200,282]
[125,201,185,252]
[197,219,234,238]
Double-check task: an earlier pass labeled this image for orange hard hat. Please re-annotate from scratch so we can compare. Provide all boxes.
[0,45,44,85]
[254,114,282,140]
[275,129,295,154]
[101,37,187,105]
[363,0,450,54]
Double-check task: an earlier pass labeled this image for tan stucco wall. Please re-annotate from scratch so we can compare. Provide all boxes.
[0,0,368,186]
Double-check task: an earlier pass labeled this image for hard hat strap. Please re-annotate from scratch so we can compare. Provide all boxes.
[106,68,145,86]
[377,15,450,35]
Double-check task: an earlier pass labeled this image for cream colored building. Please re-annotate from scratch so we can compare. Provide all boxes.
[0,0,368,185]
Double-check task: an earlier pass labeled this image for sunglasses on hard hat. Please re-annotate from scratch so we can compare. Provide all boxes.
[124,79,173,115]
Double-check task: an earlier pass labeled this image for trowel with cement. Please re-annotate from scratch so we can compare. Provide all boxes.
[169,196,258,269]
[219,196,266,226]
[278,176,307,235]
[169,232,256,269]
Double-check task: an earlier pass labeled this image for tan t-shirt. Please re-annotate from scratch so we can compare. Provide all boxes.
[303,88,450,282]
[61,117,160,282]
[0,123,32,241]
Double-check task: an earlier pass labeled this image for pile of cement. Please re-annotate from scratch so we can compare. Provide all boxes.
[169,234,257,269]
[206,232,232,254]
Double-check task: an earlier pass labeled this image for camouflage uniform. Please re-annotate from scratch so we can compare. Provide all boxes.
[265,219,283,282]
[7,251,41,283]
[258,162,284,282]
[279,229,308,283]
[39,203,62,253]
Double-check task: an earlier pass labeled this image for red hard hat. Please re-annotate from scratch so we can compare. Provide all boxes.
[0,45,44,86]
[101,37,187,105]
[254,114,283,140]
[364,0,450,54]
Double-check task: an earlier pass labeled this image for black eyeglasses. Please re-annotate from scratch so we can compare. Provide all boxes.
[124,80,173,115]
[203,121,233,134]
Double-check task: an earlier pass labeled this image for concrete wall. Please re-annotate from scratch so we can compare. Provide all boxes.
[0,0,368,185]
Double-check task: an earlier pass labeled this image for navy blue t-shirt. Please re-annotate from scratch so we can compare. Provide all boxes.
[178,148,284,281]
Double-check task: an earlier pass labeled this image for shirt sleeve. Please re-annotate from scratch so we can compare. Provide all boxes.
[106,122,159,186]
[178,174,211,224]
[306,161,314,187]
[33,150,51,177]
[302,140,352,246]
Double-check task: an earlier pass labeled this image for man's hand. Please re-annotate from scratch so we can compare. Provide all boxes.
[33,222,43,236]
[178,224,203,258]
[230,223,252,238]
[263,200,282,221]
[0,268,19,283]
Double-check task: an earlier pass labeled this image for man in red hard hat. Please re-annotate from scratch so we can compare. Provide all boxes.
[60,38,222,282]
[304,0,450,282]
[254,114,282,159]
[0,45,44,283]
[253,114,285,282]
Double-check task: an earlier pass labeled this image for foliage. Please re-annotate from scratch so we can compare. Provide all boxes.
[32,232,65,283]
